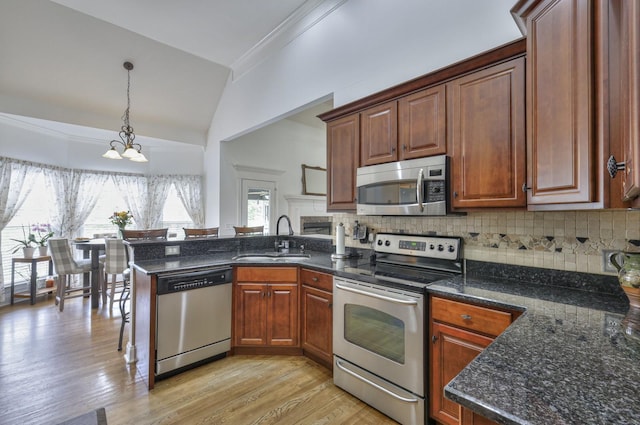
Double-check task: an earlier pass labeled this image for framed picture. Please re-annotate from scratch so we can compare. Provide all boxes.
[301,164,326,196]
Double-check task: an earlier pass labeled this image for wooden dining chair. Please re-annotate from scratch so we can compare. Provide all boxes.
[233,225,264,236]
[48,238,94,312]
[184,227,219,238]
[121,228,169,240]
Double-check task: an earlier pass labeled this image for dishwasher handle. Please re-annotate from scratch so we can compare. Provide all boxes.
[157,267,232,295]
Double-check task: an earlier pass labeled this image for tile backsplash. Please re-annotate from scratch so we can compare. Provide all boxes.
[331,211,640,275]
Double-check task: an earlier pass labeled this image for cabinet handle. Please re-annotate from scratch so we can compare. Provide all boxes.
[391,146,396,153]
[312,277,319,282]
[607,155,626,178]
[432,335,438,344]
[461,314,472,320]
[268,291,272,298]
[328,303,332,309]
[522,183,531,192]
[402,144,407,151]
[262,291,266,298]
[453,191,458,198]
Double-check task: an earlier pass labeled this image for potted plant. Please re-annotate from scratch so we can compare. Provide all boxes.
[109,210,133,238]
[10,225,36,258]
[31,223,54,256]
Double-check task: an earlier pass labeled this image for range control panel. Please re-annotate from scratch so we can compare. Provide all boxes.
[374,233,462,261]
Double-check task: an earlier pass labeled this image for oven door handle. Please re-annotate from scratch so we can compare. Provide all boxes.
[335,282,419,306]
[335,358,419,403]
[416,168,424,212]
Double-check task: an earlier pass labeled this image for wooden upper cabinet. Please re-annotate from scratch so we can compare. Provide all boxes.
[608,0,640,205]
[447,57,526,209]
[360,101,398,166]
[514,0,599,206]
[326,114,360,211]
[398,85,447,160]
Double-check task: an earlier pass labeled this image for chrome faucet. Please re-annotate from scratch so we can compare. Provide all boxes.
[275,214,294,252]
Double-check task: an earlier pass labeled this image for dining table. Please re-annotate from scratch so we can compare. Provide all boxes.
[73,238,105,309]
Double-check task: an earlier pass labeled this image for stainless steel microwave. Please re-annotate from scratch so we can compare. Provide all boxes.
[356,155,449,216]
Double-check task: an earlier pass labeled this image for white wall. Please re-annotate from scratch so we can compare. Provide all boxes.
[204,0,522,224]
[217,118,326,236]
[0,118,204,175]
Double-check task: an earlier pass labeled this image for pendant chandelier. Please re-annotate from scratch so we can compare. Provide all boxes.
[102,61,148,162]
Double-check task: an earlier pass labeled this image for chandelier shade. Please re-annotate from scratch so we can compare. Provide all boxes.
[103,61,148,163]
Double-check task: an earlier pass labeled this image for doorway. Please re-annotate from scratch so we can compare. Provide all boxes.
[240,179,276,234]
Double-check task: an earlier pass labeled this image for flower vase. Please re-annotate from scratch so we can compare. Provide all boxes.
[118,226,126,239]
[38,246,48,257]
[22,247,35,258]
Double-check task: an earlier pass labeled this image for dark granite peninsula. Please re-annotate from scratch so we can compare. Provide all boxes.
[430,261,639,425]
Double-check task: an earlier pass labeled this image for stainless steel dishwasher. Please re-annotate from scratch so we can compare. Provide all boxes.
[155,266,232,377]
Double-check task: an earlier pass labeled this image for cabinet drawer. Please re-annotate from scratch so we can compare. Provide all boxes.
[236,267,298,283]
[300,269,333,292]
[431,296,512,337]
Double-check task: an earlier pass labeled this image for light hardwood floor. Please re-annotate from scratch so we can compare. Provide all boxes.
[0,295,398,425]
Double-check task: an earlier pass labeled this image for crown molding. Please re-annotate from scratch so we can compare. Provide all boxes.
[230,0,347,81]
[233,164,285,175]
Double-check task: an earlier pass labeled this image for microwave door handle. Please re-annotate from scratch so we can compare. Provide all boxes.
[417,168,424,212]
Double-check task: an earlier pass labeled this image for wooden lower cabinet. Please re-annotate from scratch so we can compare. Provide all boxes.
[300,269,333,368]
[234,267,299,347]
[430,296,515,425]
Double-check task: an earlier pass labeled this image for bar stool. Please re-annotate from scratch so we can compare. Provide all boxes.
[233,225,264,236]
[102,238,129,311]
[184,227,219,238]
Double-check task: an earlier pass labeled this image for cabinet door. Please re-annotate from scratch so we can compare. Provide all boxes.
[267,283,299,346]
[301,285,332,367]
[614,0,640,202]
[234,283,267,346]
[430,322,495,425]
[399,85,447,160]
[360,101,398,166]
[525,0,595,205]
[326,114,359,211]
[448,57,526,208]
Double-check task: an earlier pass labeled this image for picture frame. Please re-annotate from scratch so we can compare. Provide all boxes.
[301,164,326,196]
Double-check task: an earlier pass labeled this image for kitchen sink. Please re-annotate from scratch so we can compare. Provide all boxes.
[232,253,311,262]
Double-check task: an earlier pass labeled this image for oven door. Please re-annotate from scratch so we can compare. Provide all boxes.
[333,276,424,396]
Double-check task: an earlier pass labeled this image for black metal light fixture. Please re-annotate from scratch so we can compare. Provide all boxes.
[102,61,148,162]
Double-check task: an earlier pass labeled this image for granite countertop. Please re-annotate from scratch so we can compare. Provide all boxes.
[133,248,640,424]
[429,274,639,425]
[131,249,375,277]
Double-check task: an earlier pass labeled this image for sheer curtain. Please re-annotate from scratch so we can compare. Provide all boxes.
[173,175,204,227]
[113,175,172,229]
[43,168,109,238]
[0,158,39,302]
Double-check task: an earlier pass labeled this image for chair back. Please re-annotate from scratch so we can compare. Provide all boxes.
[184,227,219,238]
[121,228,168,241]
[104,239,129,274]
[49,238,85,275]
[233,225,264,236]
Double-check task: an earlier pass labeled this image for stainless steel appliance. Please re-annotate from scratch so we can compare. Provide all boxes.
[333,233,463,425]
[156,266,232,377]
[356,155,450,216]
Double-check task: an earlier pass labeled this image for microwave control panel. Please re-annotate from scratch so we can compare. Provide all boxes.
[424,180,446,203]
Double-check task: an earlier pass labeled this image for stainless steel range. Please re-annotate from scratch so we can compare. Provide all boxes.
[333,232,463,425]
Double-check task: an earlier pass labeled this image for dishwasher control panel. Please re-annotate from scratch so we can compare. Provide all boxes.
[157,267,232,295]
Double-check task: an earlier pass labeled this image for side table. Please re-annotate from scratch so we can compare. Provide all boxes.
[10,256,55,305]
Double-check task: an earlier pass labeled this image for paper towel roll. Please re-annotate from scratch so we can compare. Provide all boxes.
[336,223,345,256]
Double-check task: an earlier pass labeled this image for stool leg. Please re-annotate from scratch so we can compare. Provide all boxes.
[118,284,130,351]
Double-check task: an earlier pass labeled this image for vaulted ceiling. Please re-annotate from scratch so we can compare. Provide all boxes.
[0,0,326,147]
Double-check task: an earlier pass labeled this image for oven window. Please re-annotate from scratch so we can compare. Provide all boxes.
[344,304,405,364]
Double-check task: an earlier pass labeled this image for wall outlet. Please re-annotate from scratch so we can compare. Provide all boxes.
[602,249,618,273]
[165,245,180,256]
